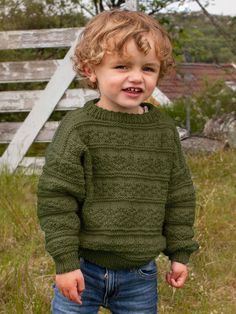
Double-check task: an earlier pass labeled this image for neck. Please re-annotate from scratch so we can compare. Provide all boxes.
[83,98,160,124]
[95,101,145,115]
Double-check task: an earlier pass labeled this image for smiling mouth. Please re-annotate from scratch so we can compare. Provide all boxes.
[123,87,143,93]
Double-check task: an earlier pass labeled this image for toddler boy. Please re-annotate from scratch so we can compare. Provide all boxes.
[37,9,199,314]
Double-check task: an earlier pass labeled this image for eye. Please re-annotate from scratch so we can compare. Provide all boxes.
[143,66,156,72]
[114,65,127,70]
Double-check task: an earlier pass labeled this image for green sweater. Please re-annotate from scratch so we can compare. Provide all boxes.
[37,99,199,274]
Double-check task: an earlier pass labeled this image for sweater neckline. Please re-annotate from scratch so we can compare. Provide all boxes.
[83,98,160,124]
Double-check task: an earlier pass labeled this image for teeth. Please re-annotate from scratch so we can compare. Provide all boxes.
[127,87,141,92]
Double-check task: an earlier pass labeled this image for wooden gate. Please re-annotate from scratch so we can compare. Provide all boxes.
[0,8,171,174]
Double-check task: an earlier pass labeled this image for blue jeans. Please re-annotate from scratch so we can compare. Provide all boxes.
[51,257,158,314]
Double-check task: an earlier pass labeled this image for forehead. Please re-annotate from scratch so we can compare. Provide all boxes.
[105,37,160,63]
[109,33,157,53]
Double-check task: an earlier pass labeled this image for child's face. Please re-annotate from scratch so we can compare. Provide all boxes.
[87,35,160,113]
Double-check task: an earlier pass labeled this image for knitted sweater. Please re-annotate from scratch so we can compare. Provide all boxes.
[37,99,199,274]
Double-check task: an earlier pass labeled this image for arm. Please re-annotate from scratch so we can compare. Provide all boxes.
[163,126,199,268]
[37,119,86,303]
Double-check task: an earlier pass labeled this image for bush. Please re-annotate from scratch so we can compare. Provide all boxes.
[160,80,236,134]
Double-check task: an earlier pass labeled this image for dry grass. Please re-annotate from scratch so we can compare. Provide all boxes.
[0,149,236,313]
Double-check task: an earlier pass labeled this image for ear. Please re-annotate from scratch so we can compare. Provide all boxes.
[83,64,97,83]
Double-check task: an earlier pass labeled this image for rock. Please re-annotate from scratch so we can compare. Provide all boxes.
[181,136,225,155]
[177,126,190,140]
[203,112,236,148]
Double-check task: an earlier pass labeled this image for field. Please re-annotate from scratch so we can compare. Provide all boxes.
[0,150,236,314]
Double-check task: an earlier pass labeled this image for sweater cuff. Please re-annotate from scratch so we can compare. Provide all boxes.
[54,252,80,274]
[169,251,190,265]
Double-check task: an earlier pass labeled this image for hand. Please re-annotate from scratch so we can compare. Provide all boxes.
[165,261,188,288]
[55,269,85,304]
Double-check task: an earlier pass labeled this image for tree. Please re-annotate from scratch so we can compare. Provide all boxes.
[0,0,87,30]
[0,0,201,20]
[77,0,190,16]
[194,0,236,54]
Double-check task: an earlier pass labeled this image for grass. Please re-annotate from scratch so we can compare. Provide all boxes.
[0,150,236,313]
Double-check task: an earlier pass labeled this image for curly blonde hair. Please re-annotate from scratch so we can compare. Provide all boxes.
[73,9,174,88]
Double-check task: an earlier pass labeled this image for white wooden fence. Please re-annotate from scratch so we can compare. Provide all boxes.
[0,13,171,175]
[0,27,100,174]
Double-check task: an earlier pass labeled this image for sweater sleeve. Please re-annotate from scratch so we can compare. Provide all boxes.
[163,127,199,264]
[37,118,86,274]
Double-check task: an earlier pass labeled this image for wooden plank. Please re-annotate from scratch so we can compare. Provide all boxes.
[0,60,61,83]
[0,89,98,112]
[0,28,82,50]
[18,157,45,175]
[152,87,172,106]
[0,87,166,112]
[0,30,81,173]
[0,121,59,143]
[0,59,86,83]
[16,129,186,175]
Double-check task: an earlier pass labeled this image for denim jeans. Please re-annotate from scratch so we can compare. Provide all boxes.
[51,257,158,314]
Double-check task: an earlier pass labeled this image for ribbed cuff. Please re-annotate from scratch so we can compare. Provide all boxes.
[54,252,80,274]
[169,251,190,265]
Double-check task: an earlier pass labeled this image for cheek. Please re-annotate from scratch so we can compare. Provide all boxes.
[106,76,124,88]
[146,77,158,90]
[98,78,120,94]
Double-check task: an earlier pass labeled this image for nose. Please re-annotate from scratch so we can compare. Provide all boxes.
[127,69,143,83]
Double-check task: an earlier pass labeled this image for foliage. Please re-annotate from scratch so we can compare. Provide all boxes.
[1,150,236,313]
[163,12,236,63]
[0,1,206,28]
[160,80,236,133]
[0,0,87,30]
[0,1,235,63]
[67,0,189,16]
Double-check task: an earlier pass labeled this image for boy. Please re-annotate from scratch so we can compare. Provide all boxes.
[37,9,199,314]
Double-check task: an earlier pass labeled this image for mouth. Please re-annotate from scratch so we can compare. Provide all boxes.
[122,87,143,94]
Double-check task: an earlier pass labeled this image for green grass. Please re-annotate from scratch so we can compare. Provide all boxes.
[0,150,236,313]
